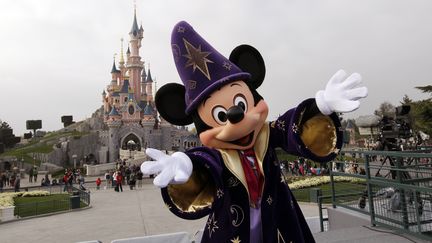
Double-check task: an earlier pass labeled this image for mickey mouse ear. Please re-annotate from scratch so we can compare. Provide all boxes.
[229,45,266,89]
[155,83,193,126]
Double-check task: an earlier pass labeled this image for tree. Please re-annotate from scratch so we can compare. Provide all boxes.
[399,91,432,137]
[0,119,20,151]
[415,85,432,94]
[0,119,11,129]
[374,102,395,117]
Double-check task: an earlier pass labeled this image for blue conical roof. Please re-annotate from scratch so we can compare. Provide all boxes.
[146,69,153,83]
[111,60,120,73]
[143,102,154,115]
[130,11,139,36]
[109,106,120,116]
[120,80,130,93]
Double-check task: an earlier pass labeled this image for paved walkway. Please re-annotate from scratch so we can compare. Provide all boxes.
[0,176,325,243]
[3,173,427,243]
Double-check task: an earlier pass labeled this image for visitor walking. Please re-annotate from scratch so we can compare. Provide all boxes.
[5,170,10,186]
[33,166,38,182]
[136,170,143,188]
[28,167,33,183]
[129,172,136,190]
[104,171,111,189]
[14,175,21,192]
[96,177,101,190]
[116,171,123,192]
[0,172,3,193]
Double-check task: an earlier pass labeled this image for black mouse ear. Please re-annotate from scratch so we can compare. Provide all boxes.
[155,83,193,126]
[229,44,266,89]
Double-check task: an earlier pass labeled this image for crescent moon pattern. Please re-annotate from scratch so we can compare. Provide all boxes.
[230,204,244,227]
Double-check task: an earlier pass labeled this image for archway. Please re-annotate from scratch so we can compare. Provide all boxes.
[121,133,142,151]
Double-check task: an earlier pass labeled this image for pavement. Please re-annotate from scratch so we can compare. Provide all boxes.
[0,174,427,243]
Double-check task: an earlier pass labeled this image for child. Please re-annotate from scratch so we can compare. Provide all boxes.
[96,177,102,190]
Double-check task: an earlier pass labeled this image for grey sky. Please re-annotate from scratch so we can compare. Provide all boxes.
[1,0,431,135]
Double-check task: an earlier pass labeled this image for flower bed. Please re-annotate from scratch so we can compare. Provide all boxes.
[0,191,51,222]
[0,191,50,208]
[288,176,365,190]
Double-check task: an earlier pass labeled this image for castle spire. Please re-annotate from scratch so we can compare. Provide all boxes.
[111,54,118,73]
[119,38,125,64]
[130,3,140,36]
[146,63,153,83]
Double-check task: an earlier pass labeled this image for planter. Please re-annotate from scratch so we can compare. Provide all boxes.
[0,206,16,222]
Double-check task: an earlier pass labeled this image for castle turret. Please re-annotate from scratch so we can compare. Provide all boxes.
[111,59,120,82]
[141,64,147,101]
[145,66,153,102]
[127,7,144,102]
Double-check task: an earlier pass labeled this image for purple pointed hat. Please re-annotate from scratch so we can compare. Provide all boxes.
[171,21,251,114]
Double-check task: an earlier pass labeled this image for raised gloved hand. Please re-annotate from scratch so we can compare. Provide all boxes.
[315,69,368,115]
[140,148,193,188]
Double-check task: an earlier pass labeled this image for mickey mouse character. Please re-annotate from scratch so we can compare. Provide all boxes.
[141,21,367,243]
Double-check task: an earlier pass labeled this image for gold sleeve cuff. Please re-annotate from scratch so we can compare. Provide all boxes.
[167,165,215,213]
[300,114,337,157]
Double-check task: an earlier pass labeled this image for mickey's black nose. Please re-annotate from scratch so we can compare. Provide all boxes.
[227,106,244,124]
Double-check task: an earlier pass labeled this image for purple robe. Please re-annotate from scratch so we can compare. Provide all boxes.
[161,99,343,243]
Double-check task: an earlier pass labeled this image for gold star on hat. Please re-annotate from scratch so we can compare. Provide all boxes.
[183,38,213,80]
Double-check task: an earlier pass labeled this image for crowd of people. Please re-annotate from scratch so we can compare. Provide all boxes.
[0,169,21,192]
[103,160,144,192]
[282,158,330,177]
[1,160,147,194]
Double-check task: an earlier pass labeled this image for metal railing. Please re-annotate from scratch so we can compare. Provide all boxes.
[10,185,90,219]
[327,149,432,241]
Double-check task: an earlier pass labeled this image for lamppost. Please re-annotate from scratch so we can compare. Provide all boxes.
[127,140,135,162]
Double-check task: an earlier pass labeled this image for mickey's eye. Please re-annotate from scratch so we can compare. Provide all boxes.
[234,94,248,112]
[212,106,228,125]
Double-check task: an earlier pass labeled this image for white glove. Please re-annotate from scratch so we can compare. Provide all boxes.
[140,148,193,188]
[315,69,368,115]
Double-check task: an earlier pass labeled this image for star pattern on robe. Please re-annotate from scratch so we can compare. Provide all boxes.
[165,203,171,210]
[231,236,241,243]
[276,120,286,131]
[183,38,214,80]
[216,188,224,199]
[291,123,298,133]
[207,213,219,238]
[267,195,273,205]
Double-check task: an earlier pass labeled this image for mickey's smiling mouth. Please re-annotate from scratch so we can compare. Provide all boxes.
[229,131,254,147]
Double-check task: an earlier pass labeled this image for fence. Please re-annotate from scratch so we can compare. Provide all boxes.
[325,149,432,241]
[11,185,90,218]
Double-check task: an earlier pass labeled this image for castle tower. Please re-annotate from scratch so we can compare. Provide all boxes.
[127,7,144,102]
[145,65,153,103]
[111,59,121,83]
[141,64,147,102]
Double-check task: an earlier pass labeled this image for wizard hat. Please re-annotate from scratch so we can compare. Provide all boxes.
[171,21,251,114]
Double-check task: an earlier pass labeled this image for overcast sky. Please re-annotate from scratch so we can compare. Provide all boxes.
[1,0,431,136]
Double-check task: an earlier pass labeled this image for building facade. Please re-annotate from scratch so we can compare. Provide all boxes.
[100,8,199,163]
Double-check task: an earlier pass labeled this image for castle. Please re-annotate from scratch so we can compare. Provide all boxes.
[99,8,199,163]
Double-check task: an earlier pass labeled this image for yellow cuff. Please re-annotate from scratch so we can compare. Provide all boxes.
[167,166,215,213]
[300,115,337,157]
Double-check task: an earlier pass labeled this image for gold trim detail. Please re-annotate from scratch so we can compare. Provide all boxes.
[167,166,215,213]
[300,115,337,157]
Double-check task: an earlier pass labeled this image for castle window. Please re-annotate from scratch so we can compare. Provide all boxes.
[124,97,128,102]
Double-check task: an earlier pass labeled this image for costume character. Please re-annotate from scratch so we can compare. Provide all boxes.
[141,21,368,243]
